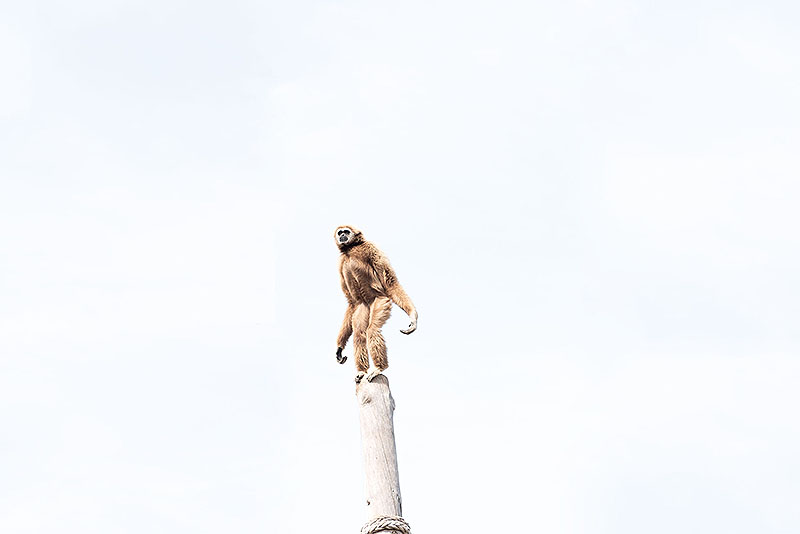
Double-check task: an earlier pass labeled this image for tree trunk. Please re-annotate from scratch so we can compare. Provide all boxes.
[357,374,403,522]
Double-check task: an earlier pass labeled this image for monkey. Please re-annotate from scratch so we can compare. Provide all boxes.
[334,225,418,383]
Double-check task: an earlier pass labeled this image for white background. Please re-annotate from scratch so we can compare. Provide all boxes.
[2,1,799,532]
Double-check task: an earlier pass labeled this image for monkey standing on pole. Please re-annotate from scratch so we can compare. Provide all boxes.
[334,226,418,383]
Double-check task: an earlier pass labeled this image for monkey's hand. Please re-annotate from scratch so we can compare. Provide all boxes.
[400,320,417,335]
[336,347,347,364]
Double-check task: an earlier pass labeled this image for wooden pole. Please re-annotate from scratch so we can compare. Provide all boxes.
[357,374,403,526]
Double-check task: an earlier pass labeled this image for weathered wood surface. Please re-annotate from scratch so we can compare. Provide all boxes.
[356,374,403,523]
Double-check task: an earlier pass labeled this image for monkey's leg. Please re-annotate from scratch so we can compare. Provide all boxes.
[352,304,370,382]
[365,297,392,381]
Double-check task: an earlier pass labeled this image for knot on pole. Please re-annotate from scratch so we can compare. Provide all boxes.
[360,515,411,534]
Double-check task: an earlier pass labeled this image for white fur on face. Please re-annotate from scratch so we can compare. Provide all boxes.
[336,227,353,245]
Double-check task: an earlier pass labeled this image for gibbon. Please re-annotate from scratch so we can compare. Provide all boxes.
[334,225,418,383]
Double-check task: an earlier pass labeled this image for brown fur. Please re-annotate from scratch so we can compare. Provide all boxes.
[334,226,418,381]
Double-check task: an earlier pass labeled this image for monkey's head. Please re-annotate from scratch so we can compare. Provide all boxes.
[335,225,363,250]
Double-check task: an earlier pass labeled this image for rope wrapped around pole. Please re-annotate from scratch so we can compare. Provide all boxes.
[360,515,411,534]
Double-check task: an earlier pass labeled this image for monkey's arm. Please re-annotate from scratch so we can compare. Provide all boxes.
[336,263,354,363]
[336,304,354,349]
[390,285,418,334]
[382,264,418,335]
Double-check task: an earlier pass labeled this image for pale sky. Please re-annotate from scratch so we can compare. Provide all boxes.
[2,1,799,533]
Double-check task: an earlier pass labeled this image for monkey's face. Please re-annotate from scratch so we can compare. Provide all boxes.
[335,226,362,249]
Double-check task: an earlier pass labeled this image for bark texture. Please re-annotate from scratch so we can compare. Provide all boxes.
[357,374,403,522]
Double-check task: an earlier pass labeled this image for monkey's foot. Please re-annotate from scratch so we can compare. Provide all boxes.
[365,368,384,382]
[355,372,365,384]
